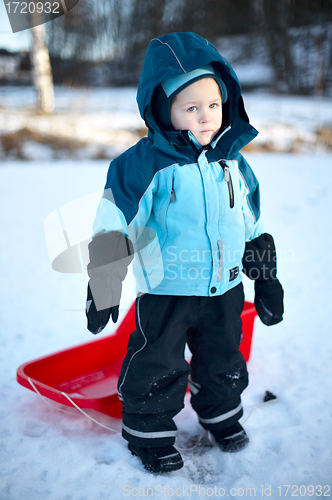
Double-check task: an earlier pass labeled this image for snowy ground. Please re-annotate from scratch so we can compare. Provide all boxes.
[0,86,332,160]
[1,150,332,499]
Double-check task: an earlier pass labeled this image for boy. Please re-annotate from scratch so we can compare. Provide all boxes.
[86,32,284,473]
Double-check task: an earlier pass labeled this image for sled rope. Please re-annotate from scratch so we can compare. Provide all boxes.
[176,398,279,452]
[60,392,120,433]
[28,377,278,443]
[28,377,120,433]
[241,397,279,425]
[175,428,206,452]
[28,377,87,416]
[28,376,202,445]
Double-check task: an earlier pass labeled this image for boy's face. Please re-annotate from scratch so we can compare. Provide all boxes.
[170,78,222,146]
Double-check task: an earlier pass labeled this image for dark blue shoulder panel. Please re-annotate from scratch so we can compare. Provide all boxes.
[233,152,261,222]
[103,138,175,225]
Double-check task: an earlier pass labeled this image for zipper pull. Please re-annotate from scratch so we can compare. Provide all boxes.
[224,166,230,183]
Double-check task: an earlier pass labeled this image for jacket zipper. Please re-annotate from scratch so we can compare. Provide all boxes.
[219,160,234,208]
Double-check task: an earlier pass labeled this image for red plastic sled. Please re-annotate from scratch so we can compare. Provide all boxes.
[17,301,257,419]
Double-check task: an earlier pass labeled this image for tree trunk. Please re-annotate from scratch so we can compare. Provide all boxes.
[30,21,55,114]
[253,0,298,92]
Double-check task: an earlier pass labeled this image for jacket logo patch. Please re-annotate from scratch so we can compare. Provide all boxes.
[229,267,239,282]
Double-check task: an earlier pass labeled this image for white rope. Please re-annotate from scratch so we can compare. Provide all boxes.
[60,391,119,433]
[241,397,279,425]
[28,377,120,433]
[28,377,85,416]
[177,398,279,451]
[176,428,206,452]
[28,377,278,442]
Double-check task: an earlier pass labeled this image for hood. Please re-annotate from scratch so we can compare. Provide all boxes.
[136,32,258,157]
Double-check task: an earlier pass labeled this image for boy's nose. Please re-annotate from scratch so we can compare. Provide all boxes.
[199,108,211,122]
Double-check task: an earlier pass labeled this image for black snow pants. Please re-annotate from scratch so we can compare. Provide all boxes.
[117,282,248,448]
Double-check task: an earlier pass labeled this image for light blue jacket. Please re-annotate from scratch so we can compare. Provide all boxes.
[92,33,264,297]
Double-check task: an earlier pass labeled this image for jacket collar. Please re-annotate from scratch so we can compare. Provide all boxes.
[150,122,233,158]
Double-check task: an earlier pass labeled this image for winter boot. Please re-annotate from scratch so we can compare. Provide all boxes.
[208,422,249,452]
[128,444,184,473]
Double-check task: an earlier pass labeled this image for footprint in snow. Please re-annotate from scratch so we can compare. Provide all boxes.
[22,421,48,438]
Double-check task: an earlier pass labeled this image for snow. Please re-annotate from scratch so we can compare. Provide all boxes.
[1,86,332,498]
[0,87,145,160]
[1,87,332,160]
[1,153,332,499]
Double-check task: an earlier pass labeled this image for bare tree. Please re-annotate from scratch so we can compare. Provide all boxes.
[30,12,54,113]
[46,0,99,60]
[41,0,331,92]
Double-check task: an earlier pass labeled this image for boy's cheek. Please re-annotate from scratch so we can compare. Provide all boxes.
[170,110,182,130]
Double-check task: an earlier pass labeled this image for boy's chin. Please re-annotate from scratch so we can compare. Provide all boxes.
[196,131,218,147]
[197,137,214,147]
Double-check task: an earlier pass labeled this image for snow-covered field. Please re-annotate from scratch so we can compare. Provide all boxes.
[1,151,332,499]
[0,85,332,498]
[0,86,332,159]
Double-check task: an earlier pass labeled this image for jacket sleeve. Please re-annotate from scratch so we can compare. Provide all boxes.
[235,153,264,242]
[92,154,158,246]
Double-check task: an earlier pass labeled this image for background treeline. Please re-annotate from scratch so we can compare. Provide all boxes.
[46,0,332,94]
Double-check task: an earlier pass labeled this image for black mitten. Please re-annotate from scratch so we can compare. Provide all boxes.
[86,282,116,334]
[254,277,284,326]
[242,233,284,326]
[86,231,134,334]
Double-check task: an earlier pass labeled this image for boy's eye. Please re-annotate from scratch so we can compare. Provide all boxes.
[210,103,218,109]
[187,106,197,112]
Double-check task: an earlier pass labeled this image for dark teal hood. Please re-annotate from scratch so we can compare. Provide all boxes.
[136,32,258,157]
